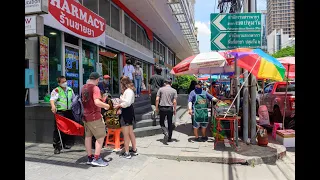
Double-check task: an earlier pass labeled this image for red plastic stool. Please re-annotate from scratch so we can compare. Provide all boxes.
[105,128,124,152]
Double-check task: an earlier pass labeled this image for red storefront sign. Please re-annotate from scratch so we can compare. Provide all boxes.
[44,0,106,46]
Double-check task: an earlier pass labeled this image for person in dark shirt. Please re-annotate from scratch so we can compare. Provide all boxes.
[187,80,197,94]
[98,75,111,94]
[149,65,165,117]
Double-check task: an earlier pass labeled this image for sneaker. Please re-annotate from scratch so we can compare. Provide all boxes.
[201,136,208,142]
[91,157,109,167]
[120,152,132,159]
[86,156,94,165]
[54,149,60,154]
[129,148,138,156]
[192,137,201,142]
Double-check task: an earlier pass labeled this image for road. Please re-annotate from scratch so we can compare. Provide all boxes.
[25,143,295,180]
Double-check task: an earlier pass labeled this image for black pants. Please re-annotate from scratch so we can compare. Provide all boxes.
[159,106,174,139]
[53,110,75,150]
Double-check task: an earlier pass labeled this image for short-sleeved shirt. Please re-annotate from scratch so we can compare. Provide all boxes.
[157,85,178,107]
[50,87,75,102]
[188,89,214,110]
[82,84,103,121]
[123,64,135,80]
[149,74,165,92]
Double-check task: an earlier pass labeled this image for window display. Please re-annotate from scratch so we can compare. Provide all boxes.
[65,46,80,94]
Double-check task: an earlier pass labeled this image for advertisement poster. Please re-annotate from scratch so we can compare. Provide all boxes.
[39,36,49,85]
[65,46,80,94]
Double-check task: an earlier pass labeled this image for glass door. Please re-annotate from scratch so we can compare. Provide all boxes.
[65,46,80,94]
[99,50,119,95]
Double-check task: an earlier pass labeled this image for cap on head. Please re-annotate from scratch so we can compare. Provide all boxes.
[103,75,111,79]
[89,72,100,80]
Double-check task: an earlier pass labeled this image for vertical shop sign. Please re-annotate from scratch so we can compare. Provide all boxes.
[39,36,49,85]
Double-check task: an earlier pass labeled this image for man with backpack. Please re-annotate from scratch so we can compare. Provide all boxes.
[50,76,75,154]
[81,72,111,167]
[188,81,219,142]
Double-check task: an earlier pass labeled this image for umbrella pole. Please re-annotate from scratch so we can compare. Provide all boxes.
[282,65,290,130]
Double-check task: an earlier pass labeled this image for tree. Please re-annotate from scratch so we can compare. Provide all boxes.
[172,75,197,93]
[272,45,295,58]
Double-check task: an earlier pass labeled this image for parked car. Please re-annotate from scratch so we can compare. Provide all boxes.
[257,81,295,124]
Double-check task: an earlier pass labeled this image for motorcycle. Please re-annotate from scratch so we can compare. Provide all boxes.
[286,111,295,130]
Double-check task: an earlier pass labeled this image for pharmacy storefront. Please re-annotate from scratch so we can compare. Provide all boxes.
[37,0,107,101]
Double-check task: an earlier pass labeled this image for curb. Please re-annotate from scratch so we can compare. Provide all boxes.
[139,143,287,166]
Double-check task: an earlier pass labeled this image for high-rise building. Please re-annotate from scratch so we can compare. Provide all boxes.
[267,0,295,37]
[258,10,267,51]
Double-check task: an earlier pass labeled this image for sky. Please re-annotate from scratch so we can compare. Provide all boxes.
[194,0,266,53]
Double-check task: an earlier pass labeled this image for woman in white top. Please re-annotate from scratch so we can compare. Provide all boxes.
[133,62,143,98]
[114,76,137,159]
[122,59,135,81]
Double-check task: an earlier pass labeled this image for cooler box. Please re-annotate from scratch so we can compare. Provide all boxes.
[276,129,295,147]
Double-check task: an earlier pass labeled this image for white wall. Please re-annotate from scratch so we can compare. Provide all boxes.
[26,37,39,104]
[267,29,290,54]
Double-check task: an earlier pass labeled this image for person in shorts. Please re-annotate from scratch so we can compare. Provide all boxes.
[114,76,138,159]
[81,72,110,167]
[188,81,219,142]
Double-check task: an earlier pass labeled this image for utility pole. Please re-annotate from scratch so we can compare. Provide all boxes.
[249,0,257,145]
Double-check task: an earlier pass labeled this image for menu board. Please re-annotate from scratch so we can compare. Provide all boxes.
[39,36,49,85]
[65,47,80,94]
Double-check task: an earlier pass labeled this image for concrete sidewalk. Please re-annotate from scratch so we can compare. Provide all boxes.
[135,112,286,165]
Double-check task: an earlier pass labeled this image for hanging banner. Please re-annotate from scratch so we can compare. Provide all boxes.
[39,36,49,85]
[42,0,106,46]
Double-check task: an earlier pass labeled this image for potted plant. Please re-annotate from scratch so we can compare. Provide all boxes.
[256,126,268,146]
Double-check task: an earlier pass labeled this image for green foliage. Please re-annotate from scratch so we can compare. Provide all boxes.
[272,45,295,58]
[171,75,197,91]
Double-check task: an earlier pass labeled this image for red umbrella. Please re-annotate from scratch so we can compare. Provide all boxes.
[55,114,84,136]
[171,52,234,75]
[277,57,295,78]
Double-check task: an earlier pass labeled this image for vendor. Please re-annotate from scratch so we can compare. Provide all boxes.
[98,74,111,94]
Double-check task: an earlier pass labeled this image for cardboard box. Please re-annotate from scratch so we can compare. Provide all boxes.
[276,129,295,147]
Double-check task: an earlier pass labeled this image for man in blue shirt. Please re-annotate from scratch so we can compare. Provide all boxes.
[188,81,219,142]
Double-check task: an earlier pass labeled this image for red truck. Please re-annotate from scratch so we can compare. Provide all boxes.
[257,81,295,125]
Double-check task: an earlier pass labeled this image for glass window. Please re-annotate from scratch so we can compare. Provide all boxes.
[137,26,142,44]
[39,26,62,100]
[82,41,97,85]
[147,40,151,50]
[142,31,146,47]
[125,15,130,37]
[64,33,79,46]
[83,0,98,14]
[99,0,110,26]
[65,46,80,94]
[153,39,156,53]
[111,3,120,31]
[130,20,136,41]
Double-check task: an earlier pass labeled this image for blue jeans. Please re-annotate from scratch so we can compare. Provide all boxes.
[134,75,142,95]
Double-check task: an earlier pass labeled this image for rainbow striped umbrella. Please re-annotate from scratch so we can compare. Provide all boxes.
[228,48,286,81]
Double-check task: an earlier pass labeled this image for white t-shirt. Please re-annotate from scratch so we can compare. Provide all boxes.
[123,64,135,80]
[120,88,135,108]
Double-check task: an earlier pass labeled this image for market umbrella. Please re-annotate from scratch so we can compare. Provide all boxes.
[228,48,286,81]
[277,56,295,129]
[277,57,295,78]
[222,48,286,118]
[170,52,234,75]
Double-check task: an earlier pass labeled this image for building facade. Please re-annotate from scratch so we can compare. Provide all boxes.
[25,0,199,104]
[267,29,294,54]
[267,0,295,37]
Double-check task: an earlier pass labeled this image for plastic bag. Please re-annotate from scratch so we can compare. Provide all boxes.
[173,115,181,127]
[141,82,146,90]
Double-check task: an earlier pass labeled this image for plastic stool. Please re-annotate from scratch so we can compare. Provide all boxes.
[105,128,124,152]
[272,123,282,139]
